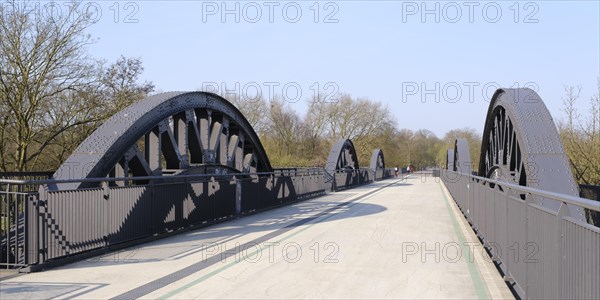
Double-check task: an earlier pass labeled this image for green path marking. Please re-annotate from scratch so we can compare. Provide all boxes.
[439,181,490,300]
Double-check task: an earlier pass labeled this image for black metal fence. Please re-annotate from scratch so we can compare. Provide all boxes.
[1,172,54,267]
[1,168,392,270]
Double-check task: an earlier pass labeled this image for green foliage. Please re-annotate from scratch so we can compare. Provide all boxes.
[1,216,7,236]
[436,128,482,171]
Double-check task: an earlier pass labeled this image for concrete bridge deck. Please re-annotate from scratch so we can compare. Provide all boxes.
[0,174,513,299]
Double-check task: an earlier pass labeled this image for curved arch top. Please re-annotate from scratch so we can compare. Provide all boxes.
[369,149,385,171]
[53,92,272,189]
[477,88,583,220]
[325,139,359,173]
[478,88,577,194]
[453,139,471,174]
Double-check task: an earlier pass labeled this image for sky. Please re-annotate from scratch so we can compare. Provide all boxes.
[48,0,600,137]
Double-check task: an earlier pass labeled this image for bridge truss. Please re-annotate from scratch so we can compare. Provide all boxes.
[443,88,598,299]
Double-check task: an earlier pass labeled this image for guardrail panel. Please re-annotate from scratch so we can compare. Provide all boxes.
[526,203,559,299]
[187,180,213,225]
[107,186,152,244]
[45,189,105,260]
[155,182,190,230]
[561,217,600,299]
[212,180,236,220]
[441,170,600,299]
[483,185,496,246]
[493,187,508,263]
[505,194,527,297]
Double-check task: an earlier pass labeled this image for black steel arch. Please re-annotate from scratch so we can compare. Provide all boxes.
[369,149,385,171]
[453,139,472,174]
[52,92,272,190]
[478,88,584,220]
[325,139,360,174]
[446,149,454,170]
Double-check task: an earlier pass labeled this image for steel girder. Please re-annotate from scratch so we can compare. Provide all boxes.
[478,88,584,221]
[453,139,472,174]
[325,139,360,174]
[369,149,385,171]
[52,92,272,190]
[446,149,455,170]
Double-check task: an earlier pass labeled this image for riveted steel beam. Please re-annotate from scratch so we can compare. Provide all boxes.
[325,139,360,174]
[52,92,272,190]
[478,88,584,221]
[369,149,385,171]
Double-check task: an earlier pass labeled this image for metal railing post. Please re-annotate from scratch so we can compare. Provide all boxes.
[102,181,109,247]
[38,184,48,264]
[4,183,10,267]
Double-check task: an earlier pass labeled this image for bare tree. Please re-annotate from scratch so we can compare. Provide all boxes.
[562,85,582,134]
[0,1,97,171]
[325,94,393,140]
[299,93,330,164]
[266,97,302,158]
[100,56,155,116]
[0,2,155,172]
[559,82,600,185]
[327,95,391,140]
[208,88,268,135]
[321,94,394,164]
[36,57,155,171]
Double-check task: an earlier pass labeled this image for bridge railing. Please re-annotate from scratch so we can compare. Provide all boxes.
[1,167,392,270]
[441,170,599,300]
[330,168,393,191]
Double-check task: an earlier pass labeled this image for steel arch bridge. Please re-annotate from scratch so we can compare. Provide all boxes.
[1,88,597,300]
[445,88,584,221]
[2,91,391,267]
[442,88,597,299]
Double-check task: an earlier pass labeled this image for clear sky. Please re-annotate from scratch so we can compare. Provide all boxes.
[76,0,599,137]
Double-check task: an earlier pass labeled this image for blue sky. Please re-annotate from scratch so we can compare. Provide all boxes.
[79,0,599,137]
